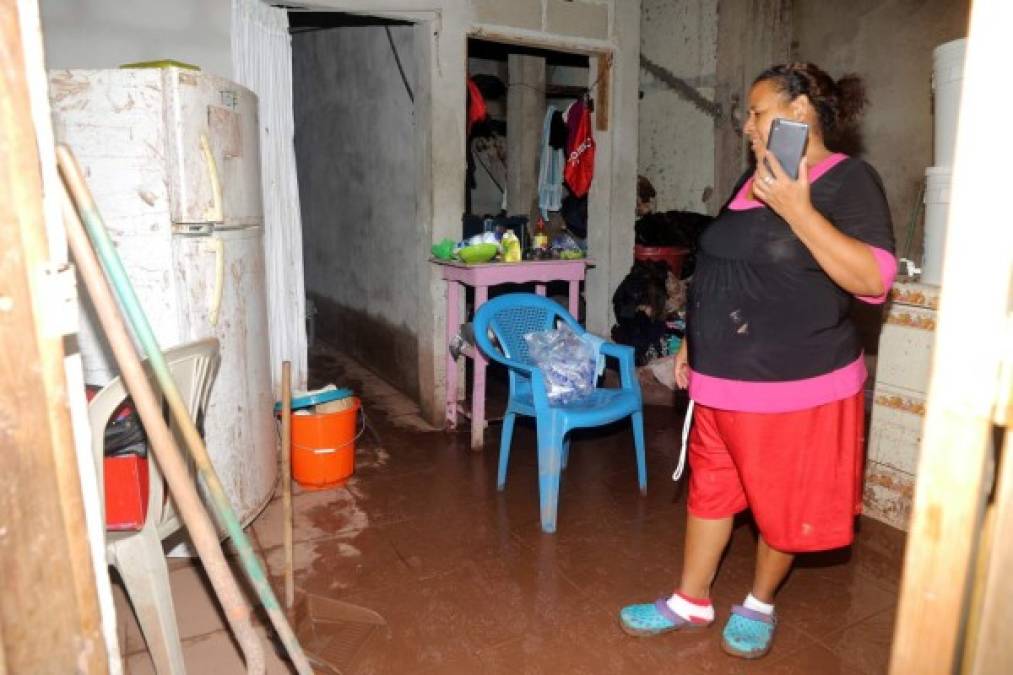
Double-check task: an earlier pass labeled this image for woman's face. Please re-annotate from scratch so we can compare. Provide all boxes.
[742,79,797,158]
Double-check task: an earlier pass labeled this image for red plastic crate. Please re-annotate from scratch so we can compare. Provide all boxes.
[104,455,149,531]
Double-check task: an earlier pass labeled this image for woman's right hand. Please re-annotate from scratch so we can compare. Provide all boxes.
[674,339,690,390]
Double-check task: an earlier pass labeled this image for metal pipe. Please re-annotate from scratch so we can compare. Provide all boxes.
[57,146,312,675]
[60,187,266,675]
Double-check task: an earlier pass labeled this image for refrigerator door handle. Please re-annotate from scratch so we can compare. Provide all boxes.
[202,236,225,326]
[199,133,224,224]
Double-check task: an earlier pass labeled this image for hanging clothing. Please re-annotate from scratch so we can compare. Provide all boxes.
[560,193,588,239]
[549,110,568,149]
[562,99,577,124]
[467,78,487,135]
[564,97,595,197]
[538,106,565,218]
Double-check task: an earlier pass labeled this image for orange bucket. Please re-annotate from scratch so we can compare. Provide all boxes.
[290,398,360,490]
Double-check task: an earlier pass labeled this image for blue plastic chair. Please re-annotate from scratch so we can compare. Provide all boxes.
[473,293,646,533]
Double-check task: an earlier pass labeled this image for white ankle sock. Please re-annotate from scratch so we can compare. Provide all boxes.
[743,593,775,616]
[666,591,715,624]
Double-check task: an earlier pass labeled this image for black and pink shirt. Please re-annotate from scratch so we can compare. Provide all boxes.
[687,153,897,413]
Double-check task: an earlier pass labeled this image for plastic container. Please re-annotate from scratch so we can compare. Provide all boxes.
[921,166,951,286]
[932,38,967,167]
[634,245,690,277]
[458,243,499,264]
[533,217,549,251]
[290,398,360,489]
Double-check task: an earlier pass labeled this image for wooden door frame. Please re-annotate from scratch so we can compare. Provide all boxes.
[0,0,107,671]
[888,0,1012,671]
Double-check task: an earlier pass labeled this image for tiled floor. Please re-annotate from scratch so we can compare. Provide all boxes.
[114,343,906,674]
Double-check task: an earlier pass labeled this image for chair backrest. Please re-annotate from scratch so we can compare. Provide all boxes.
[87,338,220,528]
[473,293,583,368]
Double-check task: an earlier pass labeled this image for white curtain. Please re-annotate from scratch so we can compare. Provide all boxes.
[231,0,308,391]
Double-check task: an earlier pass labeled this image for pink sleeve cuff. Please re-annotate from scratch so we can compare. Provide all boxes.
[856,245,897,304]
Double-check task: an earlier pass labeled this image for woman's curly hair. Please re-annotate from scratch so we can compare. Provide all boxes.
[755,62,867,149]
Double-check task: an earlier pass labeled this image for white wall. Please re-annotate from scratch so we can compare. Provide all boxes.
[293,24,421,397]
[638,0,718,213]
[40,0,232,78]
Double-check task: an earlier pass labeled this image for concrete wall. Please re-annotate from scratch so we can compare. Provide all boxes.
[637,0,969,234]
[713,0,792,207]
[792,0,971,259]
[638,0,718,212]
[39,0,232,78]
[293,24,421,398]
[636,0,792,214]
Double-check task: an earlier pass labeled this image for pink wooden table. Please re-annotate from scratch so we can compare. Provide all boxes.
[433,258,591,450]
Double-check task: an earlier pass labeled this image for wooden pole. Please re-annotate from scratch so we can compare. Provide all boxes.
[282,361,295,611]
[0,0,106,671]
[889,1,1013,671]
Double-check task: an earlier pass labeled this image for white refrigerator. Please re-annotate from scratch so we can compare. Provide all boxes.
[49,67,277,531]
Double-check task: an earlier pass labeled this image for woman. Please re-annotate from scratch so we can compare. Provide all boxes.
[619,63,896,659]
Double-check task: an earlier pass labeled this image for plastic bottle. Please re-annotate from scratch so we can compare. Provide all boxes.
[501,231,522,262]
[533,216,549,251]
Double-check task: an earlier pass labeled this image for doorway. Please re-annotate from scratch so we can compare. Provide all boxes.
[465,38,591,258]
[290,11,424,400]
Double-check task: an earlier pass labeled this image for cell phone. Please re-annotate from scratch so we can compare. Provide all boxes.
[765,119,809,180]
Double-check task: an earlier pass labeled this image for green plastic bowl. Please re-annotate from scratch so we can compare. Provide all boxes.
[458,243,499,264]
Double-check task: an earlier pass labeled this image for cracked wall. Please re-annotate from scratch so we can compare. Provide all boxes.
[638,0,718,213]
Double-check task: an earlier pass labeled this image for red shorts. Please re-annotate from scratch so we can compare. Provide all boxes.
[687,392,865,552]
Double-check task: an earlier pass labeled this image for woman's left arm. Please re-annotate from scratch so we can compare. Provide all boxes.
[752,150,884,296]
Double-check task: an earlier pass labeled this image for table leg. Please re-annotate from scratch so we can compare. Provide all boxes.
[568,280,580,320]
[535,284,547,297]
[471,285,489,450]
[445,280,460,429]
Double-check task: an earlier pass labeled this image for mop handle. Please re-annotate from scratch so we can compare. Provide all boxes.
[57,146,313,675]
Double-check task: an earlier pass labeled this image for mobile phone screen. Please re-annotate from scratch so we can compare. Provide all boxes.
[765,119,809,180]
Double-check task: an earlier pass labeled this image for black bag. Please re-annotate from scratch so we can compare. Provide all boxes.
[86,385,148,458]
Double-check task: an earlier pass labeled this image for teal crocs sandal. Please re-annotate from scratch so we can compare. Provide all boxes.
[619,599,713,637]
[721,605,777,659]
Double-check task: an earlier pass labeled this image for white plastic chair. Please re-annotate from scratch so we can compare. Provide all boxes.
[88,339,220,675]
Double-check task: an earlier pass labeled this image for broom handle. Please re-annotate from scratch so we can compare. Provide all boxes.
[60,187,266,675]
[282,361,294,610]
[57,146,313,675]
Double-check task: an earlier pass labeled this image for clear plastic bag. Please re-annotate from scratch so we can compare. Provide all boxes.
[524,323,597,405]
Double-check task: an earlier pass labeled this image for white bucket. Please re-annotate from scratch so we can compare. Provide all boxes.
[932,38,967,167]
[921,166,951,286]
